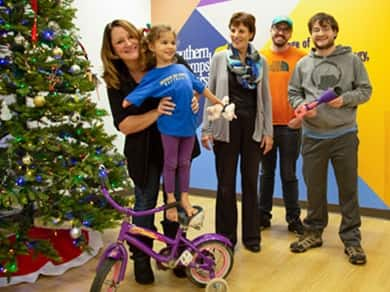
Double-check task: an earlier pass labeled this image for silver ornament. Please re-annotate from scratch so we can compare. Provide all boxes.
[48,21,60,32]
[70,227,82,239]
[69,64,81,74]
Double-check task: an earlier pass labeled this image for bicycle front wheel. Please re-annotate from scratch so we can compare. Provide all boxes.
[90,258,123,292]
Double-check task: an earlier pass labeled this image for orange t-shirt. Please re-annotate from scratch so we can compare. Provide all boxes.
[261,46,306,125]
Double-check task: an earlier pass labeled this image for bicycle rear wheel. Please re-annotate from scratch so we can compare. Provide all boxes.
[90,258,123,292]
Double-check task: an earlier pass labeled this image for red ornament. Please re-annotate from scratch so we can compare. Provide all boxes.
[30,0,38,43]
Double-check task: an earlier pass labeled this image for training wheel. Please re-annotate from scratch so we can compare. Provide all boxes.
[205,278,229,292]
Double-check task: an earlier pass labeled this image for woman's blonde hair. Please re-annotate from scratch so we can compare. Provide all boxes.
[100,19,145,89]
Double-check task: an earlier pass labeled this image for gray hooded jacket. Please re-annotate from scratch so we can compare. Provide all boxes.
[288,45,372,135]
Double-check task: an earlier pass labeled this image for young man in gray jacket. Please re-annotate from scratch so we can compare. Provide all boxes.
[288,12,372,265]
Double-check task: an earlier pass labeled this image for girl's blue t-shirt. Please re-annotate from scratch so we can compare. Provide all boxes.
[125,64,205,137]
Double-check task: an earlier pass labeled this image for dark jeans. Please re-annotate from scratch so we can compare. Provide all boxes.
[302,132,362,247]
[213,113,262,247]
[259,125,301,223]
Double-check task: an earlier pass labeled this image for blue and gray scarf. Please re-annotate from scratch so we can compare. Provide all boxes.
[226,43,263,90]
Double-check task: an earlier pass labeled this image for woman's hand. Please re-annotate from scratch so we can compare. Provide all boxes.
[201,135,214,150]
[157,97,176,116]
[260,135,273,155]
[191,96,199,114]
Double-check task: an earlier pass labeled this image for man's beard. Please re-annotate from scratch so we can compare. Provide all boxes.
[272,36,288,48]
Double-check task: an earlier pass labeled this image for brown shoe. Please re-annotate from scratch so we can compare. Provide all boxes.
[344,245,367,265]
[290,232,322,253]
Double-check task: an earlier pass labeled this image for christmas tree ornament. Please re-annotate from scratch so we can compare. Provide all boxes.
[33,95,46,107]
[41,28,55,41]
[52,47,63,58]
[16,176,26,186]
[22,154,33,165]
[82,219,91,227]
[14,33,25,45]
[4,260,18,273]
[95,109,106,116]
[69,64,81,74]
[70,227,81,239]
[69,157,77,166]
[64,211,74,220]
[0,57,11,66]
[52,217,61,224]
[1,102,12,121]
[76,128,83,135]
[45,56,55,63]
[70,112,80,123]
[35,174,42,182]
[48,21,60,32]
[30,0,38,43]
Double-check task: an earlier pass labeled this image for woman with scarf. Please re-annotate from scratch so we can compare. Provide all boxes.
[201,12,273,253]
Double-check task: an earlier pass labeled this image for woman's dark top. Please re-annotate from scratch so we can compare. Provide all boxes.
[228,70,257,117]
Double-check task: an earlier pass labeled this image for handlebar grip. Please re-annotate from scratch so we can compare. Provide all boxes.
[164,201,181,210]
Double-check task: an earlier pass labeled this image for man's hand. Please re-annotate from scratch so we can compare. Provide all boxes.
[327,96,344,108]
[201,135,214,150]
[305,107,317,118]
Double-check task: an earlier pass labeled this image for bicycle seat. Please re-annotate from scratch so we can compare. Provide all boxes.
[178,205,204,229]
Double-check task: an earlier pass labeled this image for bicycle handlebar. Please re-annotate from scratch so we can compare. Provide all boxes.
[99,166,181,217]
[100,186,181,217]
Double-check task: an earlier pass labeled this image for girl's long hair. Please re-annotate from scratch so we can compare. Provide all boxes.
[143,25,176,70]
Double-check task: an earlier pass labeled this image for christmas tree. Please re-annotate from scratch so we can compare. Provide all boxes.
[0,0,130,275]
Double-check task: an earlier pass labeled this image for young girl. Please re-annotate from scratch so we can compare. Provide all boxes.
[122,25,226,221]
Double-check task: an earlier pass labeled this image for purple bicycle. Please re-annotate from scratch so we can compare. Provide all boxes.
[90,167,234,291]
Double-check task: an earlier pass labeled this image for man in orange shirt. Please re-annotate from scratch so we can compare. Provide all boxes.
[258,16,306,234]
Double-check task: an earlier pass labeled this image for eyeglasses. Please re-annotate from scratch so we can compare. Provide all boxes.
[272,25,291,33]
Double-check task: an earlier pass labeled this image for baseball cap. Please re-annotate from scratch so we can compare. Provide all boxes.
[271,16,293,28]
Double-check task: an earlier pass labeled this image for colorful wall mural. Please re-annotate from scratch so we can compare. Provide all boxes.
[151,0,390,209]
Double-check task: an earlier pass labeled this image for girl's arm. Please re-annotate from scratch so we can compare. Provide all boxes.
[202,88,224,106]
[122,99,132,108]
